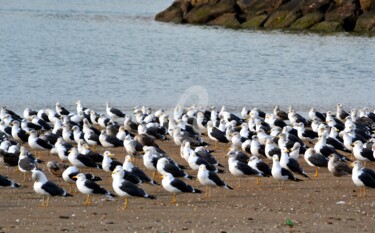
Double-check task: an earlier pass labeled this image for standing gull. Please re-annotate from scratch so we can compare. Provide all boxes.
[352,160,375,197]
[106,102,125,119]
[161,173,202,204]
[74,173,115,205]
[328,154,352,177]
[111,166,156,210]
[197,164,233,197]
[304,148,328,177]
[123,155,158,185]
[271,155,302,189]
[32,170,72,207]
[247,155,272,185]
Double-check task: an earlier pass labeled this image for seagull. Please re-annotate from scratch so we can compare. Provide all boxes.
[265,139,281,160]
[197,164,233,197]
[32,170,72,207]
[271,155,302,189]
[102,151,122,172]
[303,148,328,177]
[328,154,352,177]
[157,158,193,180]
[18,147,40,181]
[62,166,102,192]
[227,150,263,187]
[207,121,229,149]
[247,155,272,185]
[280,148,309,179]
[352,140,375,163]
[99,130,123,148]
[161,173,202,204]
[106,102,125,119]
[294,122,318,141]
[56,102,70,116]
[123,155,158,185]
[124,135,143,156]
[111,166,156,210]
[68,147,102,169]
[11,121,29,144]
[352,160,375,197]
[188,151,224,173]
[27,130,53,153]
[46,161,69,178]
[0,174,20,188]
[54,138,73,162]
[74,173,115,205]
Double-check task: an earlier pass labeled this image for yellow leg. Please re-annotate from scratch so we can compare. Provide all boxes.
[256,177,262,185]
[237,178,241,188]
[41,196,46,207]
[85,195,91,205]
[124,197,128,209]
[170,193,177,204]
[45,196,50,207]
[152,171,156,180]
[214,141,218,150]
[314,167,319,177]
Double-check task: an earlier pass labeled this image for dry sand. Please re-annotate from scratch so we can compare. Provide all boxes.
[1,138,375,233]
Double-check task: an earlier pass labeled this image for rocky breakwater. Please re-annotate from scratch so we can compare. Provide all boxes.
[155,0,375,33]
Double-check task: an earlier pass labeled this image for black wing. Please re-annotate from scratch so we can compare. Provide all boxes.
[36,138,53,149]
[359,172,375,188]
[110,108,125,118]
[109,160,123,171]
[308,154,328,167]
[119,180,147,197]
[42,181,66,196]
[236,161,260,176]
[211,128,229,143]
[256,161,272,176]
[281,168,297,181]
[207,171,226,187]
[130,167,152,183]
[77,154,100,168]
[84,180,108,195]
[170,178,194,193]
[163,163,186,178]
[106,136,123,147]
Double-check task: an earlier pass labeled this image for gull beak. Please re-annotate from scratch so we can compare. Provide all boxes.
[140,151,145,155]
[111,171,115,174]
[72,176,77,179]
[349,163,354,168]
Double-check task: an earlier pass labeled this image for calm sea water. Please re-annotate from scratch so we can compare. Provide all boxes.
[1,0,374,115]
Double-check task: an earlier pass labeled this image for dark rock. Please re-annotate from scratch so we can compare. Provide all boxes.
[354,8,375,31]
[155,0,184,23]
[290,12,324,29]
[359,0,375,12]
[263,0,303,28]
[184,0,237,24]
[156,0,375,33]
[237,0,288,20]
[324,0,361,31]
[241,14,269,28]
[311,21,344,31]
[207,13,241,27]
[300,0,333,15]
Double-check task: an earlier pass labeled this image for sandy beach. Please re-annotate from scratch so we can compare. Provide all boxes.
[1,136,374,233]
